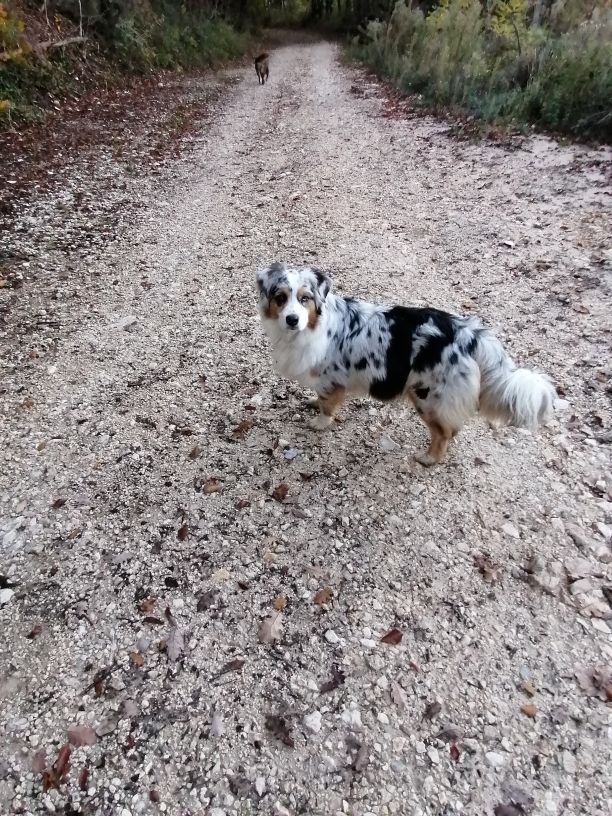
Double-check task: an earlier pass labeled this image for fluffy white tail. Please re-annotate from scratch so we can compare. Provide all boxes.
[474,331,555,428]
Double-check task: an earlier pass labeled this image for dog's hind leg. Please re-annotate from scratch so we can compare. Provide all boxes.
[309,386,346,431]
[415,414,455,466]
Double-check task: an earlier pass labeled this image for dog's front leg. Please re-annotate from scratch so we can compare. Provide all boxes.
[309,386,346,431]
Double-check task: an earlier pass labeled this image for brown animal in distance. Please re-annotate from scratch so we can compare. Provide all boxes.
[255,53,269,85]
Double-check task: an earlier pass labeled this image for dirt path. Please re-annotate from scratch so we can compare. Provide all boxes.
[1,41,611,816]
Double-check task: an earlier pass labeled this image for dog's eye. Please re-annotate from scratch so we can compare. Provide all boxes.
[300,294,312,305]
[274,293,287,307]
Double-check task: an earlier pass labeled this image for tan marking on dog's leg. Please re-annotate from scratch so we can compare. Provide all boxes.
[415,415,453,466]
[309,386,345,431]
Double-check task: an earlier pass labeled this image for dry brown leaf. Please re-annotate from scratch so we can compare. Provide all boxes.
[129,651,145,668]
[575,665,612,701]
[139,596,156,613]
[236,499,251,509]
[27,624,43,640]
[32,749,47,774]
[450,743,461,762]
[177,523,189,541]
[320,664,345,693]
[272,482,289,502]
[313,586,333,605]
[202,478,221,495]
[381,628,403,645]
[520,703,537,718]
[352,741,369,772]
[42,744,72,791]
[232,419,253,437]
[51,498,67,509]
[390,680,409,709]
[424,701,442,720]
[67,725,97,747]
[264,714,294,747]
[78,767,89,791]
[218,658,245,676]
[272,595,287,611]
[521,680,536,696]
[474,552,499,583]
[188,445,201,460]
[258,613,283,644]
[143,615,164,625]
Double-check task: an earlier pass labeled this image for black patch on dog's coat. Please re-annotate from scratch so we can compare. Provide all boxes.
[355,357,368,370]
[369,307,461,401]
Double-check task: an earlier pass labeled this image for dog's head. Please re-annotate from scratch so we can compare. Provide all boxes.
[257,263,331,333]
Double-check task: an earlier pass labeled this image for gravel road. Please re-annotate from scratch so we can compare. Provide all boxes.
[1,40,611,816]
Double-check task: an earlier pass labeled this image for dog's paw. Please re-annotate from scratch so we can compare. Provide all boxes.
[308,414,333,431]
[415,450,439,467]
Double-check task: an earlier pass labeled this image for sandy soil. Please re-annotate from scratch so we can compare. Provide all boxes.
[1,41,611,816]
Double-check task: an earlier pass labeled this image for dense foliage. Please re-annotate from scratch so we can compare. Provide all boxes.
[348,0,612,140]
[1,0,610,139]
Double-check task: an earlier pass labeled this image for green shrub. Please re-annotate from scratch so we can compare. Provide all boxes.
[354,0,612,141]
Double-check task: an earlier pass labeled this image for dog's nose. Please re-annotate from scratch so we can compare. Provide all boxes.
[286,314,299,328]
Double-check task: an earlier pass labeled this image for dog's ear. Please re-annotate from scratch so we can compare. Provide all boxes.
[256,268,268,298]
[257,263,285,299]
[313,269,331,304]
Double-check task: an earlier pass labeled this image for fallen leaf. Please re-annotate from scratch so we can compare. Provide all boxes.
[236,499,251,509]
[188,445,201,460]
[435,726,463,742]
[424,701,442,720]
[520,703,537,718]
[51,498,67,509]
[196,589,218,611]
[272,482,289,502]
[139,597,156,614]
[494,806,522,816]
[450,743,460,762]
[202,478,221,494]
[67,725,97,747]
[27,624,43,640]
[381,628,403,645]
[352,741,369,772]
[129,651,145,668]
[232,419,253,437]
[32,750,47,774]
[42,744,72,792]
[521,680,536,696]
[166,627,184,662]
[177,523,189,541]
[272,595,287,611]
[258,613,283,644]
[264,714,294,747]
[78,767,89,791]
[313,586,333,605]
[575,665,612,701]
[500,783,535,812]
[149,789,160,803]
[143,615,164,625]
[92,668,109,697]
[320,664,346,693]
[217,658,245,676]
[474,552,499,583]
[390,680,409,709]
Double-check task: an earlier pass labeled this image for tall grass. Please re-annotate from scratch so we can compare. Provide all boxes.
[354,0,612,141]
